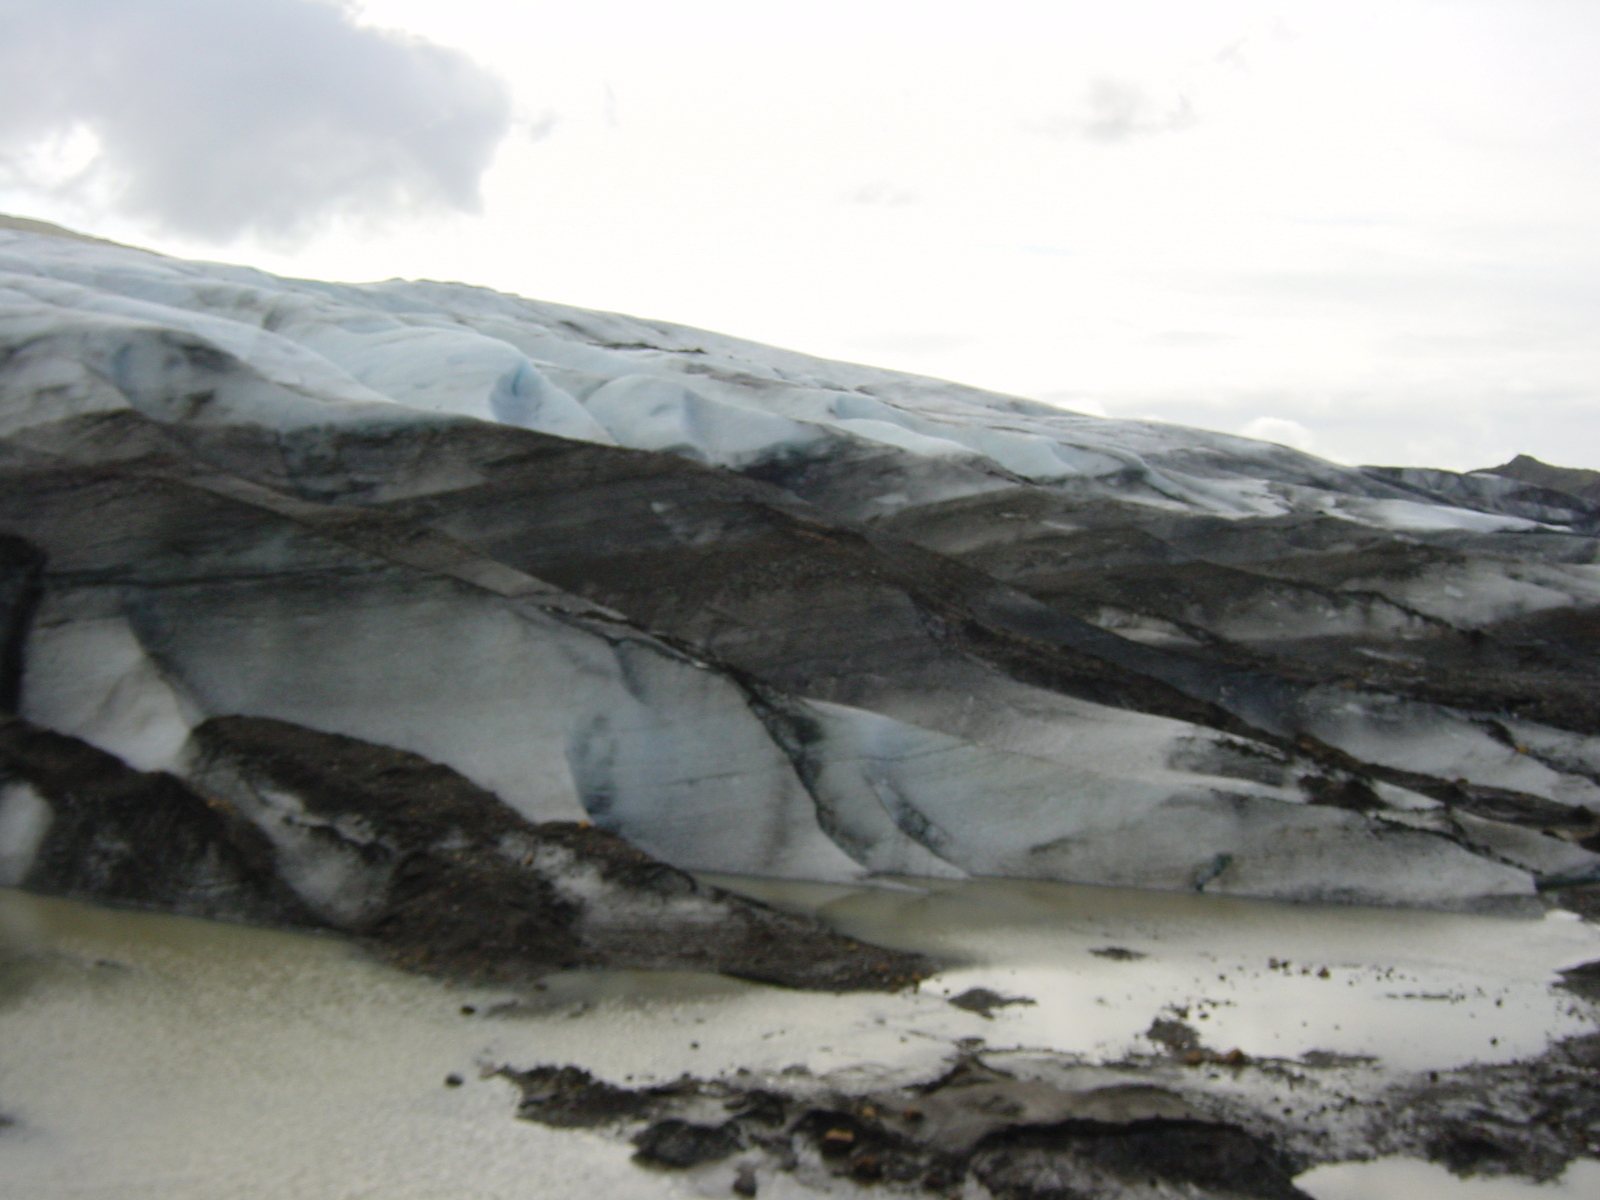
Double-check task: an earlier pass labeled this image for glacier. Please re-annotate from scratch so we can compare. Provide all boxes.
[2,214,1600,954]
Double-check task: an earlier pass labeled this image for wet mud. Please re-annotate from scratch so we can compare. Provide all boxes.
[501,1030,1600,1199]
[501,1053,1310,1198]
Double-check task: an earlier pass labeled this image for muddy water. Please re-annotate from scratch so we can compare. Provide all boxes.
[1,879,1597,1199]
[706,874,1600,1071]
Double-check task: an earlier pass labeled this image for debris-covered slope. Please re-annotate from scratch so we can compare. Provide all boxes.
[0,712,928,989]
[2,219,1599,927]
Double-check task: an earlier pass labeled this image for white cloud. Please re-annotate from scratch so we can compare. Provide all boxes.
[1237,416,1315,452]
[847,182,918,206]
[850,331,967,356]
[0,0,510,243]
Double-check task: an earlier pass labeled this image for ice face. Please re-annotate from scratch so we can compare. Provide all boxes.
[2,223,1598,913]
[0,227,1402,508]
[0,781,51,886]
[21,609,197,773]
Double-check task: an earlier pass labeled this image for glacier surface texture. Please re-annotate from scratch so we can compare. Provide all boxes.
[3,218,1600,952]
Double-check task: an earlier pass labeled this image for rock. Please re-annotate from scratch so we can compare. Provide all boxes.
[501,1065,679,1128]
[1367,1040,1600,1182]
[1555,960,1600,1002]
[1146,1018,1203,1055]
[969,1118,1310,1200]
[502,1055,1304,1199]
[631,1118,741,1168]
[1090,946,1146,960]
[1548,884,1600,921]
[947,987,1036,1018]
[501,1031,1600,1197]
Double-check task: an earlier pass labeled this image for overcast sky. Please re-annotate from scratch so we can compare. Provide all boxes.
[4,0,1599,471]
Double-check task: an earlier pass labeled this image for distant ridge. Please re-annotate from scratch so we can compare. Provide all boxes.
[1483,454,1600,505]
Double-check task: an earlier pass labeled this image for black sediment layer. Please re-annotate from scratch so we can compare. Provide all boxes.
[0,714,931,991]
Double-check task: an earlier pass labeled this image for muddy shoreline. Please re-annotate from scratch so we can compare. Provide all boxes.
[496,1022,1600,1199]
[3,875,1599,1199]
[483,880,1600,1198]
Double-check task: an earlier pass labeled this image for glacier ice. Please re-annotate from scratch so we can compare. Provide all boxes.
[0,780,51,886]
[2,219,1599,920]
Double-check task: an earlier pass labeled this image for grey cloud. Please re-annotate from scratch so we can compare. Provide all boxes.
[0,0,511,242]
[519,111,560,144]
[1029,78,1196,144]
[848,182,917,206]
[1080,78,1195,143]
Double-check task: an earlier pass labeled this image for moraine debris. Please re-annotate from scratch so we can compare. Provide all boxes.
[499,1054,1308,1199]
[946,987,1037,1018]
[498,1028,1600,1198]
[1090,946,1148,961]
